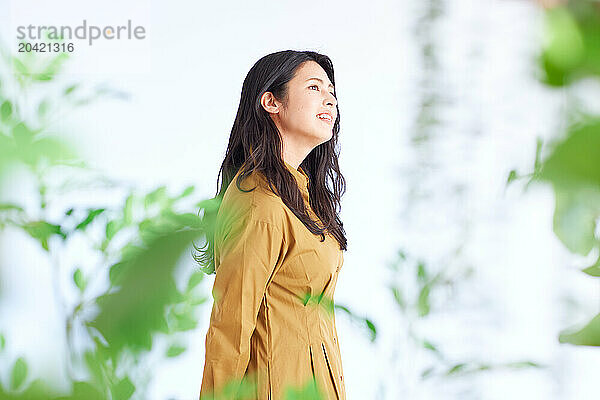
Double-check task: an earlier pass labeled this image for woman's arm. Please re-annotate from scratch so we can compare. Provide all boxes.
[199,206,286,400]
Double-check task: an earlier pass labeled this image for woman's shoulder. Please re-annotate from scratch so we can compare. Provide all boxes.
[218,169,287,227]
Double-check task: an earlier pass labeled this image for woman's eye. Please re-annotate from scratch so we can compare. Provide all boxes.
[309,85,335,98]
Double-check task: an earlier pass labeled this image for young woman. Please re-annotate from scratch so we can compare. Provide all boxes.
[195,50,347,400]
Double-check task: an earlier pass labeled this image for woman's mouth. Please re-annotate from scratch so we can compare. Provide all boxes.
[316,113,333,125]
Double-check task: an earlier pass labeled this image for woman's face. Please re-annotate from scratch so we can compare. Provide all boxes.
[267,60,338,148]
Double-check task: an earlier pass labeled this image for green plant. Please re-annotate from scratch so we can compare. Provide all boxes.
[0,37,210,399]
[509,0,600,347]
[387,248,542,393]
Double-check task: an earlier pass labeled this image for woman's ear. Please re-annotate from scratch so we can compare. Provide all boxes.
[260,91,281,114]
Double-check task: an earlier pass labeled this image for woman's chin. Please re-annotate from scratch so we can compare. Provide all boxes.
[301,127,334,145]
[317,131,334,144]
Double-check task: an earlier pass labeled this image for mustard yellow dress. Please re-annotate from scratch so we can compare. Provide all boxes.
[199,161,346,400]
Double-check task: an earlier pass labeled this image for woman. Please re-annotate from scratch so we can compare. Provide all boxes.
[194,50,347,400]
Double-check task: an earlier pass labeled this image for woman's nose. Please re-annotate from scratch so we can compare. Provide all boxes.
[325,95,336,107]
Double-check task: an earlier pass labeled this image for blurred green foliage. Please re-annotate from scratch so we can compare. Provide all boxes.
[539,1,600,86]
[392,0,543,395]
[199,374,326,400]
[507,0,600,347]
[539,0,600,347]
[0,38,212,399]
[387,249,543,384]
[299,290,377,343]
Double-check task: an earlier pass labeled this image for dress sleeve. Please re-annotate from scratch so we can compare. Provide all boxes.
[199,206,287,400]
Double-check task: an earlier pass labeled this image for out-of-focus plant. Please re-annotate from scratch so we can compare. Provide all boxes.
[537,0,600,87]
[386,248,542,396]
[0,36,215,399]
[390,0,543,397]
[200,373,326,400]
[300,292,377,343]
[508,0,600,347]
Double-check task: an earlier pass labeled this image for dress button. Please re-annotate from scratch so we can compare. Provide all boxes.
[340,375,343,381]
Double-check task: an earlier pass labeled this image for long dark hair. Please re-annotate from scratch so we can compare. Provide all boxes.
[193,50,347,274]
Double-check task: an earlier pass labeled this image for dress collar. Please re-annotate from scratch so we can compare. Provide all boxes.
[284,160,310,195]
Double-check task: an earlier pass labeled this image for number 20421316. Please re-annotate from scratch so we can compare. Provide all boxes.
[18,42,74,53]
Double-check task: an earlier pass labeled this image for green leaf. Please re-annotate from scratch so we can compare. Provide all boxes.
[282,376,324,400]
[0,100,12,122]
[88,227,202,357]
[391,286,406,311]
[582,254,600,277]
[187,271,204,292]
[559,313,600,346]
[551,187,600,256]
[582,264,600,277]
[534,137,543,172]
[0,333,5,351]
[12,126,78,168]
[177,185,195,199]
[446,363,467,376]
[105,219,124,242]
[543,7,585,73]
[417,261,427,282]
[29,136,78,165]
[166,345,186,358]
[505,360,543,369]
[123,194,134,224]
[422,340,439,353]
[12,57,29,76]
[75,208,105,231]
[421,367,435,379]
[21,220,66,251]
[397,249,407,261]
[0,203,24,212]
[64,83,79,96]
[474,363,492,372]
[73,268,86,292]
[333,304,351,315]
[365,319,377,342]
[417,284,431,317]
[13,122,35,146]
[539,119,600,188]
[10,357,27,390]
[506,169,518,186]
[38,98,51,118]
[300,292,311,306]
[111,376,135,400]
[144,186,167,209]
[173,311,197,332]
